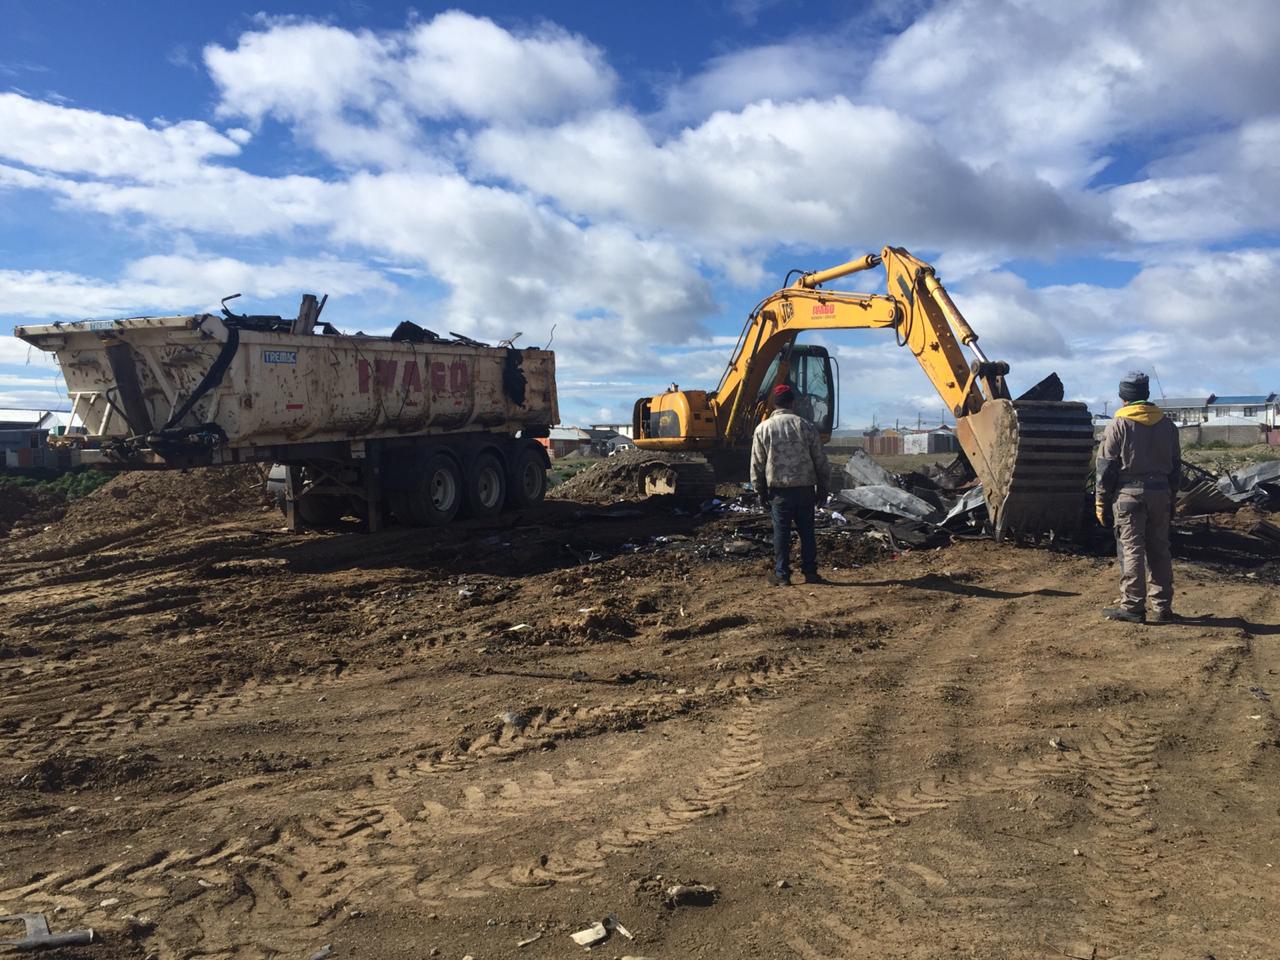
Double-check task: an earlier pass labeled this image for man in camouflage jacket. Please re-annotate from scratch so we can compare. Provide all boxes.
[751,384,829,586]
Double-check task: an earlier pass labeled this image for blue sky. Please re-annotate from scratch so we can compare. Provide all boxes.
[2,0,1278,429]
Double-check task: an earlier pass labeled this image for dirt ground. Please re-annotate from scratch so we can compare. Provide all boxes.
[2,464,1279,960]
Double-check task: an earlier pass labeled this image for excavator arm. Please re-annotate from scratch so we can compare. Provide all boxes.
[634,245,1093,539]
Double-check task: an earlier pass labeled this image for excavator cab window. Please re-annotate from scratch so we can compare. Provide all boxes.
[780,345,835,433]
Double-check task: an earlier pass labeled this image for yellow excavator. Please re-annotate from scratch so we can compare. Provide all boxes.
[632,246,1093,539]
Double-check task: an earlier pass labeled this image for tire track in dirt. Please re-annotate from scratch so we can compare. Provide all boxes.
[0,708,761,959]
[299,754,643,853]
[415,699,765,902]
[1076,718,1162,942]
[793,720,1160,959]
[7,585,204,629]
[0,669,351,761]
[375,654,812,787]
[0,833,273,923]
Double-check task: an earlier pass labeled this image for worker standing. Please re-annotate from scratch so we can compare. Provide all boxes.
[1095,371,1181,623]
[751,384,829,586]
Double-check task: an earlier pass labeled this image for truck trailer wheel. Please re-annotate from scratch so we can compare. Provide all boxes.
[465,451,506,519]
[410,451,463,526]
[297,494,346,528]
[507,443,548,509]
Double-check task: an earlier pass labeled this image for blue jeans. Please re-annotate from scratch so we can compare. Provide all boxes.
[770,486,817,577]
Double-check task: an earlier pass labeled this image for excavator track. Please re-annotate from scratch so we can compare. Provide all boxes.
[958,399,1094,540]
[638,459,718,508]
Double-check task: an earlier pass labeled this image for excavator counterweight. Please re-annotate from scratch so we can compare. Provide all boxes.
[632,245,1093,539]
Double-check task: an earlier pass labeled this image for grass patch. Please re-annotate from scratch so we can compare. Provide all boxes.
[0,469,114,500]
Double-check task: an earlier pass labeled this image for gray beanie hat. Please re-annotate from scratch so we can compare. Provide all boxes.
[1118,371,1149,402]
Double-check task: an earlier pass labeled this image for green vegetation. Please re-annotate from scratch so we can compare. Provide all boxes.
[548,458,596,487]
[1182,443,1280,473]
[0,468,114,500]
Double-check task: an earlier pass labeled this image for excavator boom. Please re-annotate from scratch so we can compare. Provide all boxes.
[633,246,1093,539]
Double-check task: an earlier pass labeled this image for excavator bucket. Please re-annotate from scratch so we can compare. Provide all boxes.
[955,383,1094,540]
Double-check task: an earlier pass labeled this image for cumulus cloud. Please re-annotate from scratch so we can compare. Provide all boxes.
[1109,117,1280,243]
[471,98,1118,258]
[0,336,58,366]
[659,43,858,122]
[866,0,1280,188]
[939,249,1280,414]
[0,92,244,180]
[204,12,615,167]
[0,254,393,320]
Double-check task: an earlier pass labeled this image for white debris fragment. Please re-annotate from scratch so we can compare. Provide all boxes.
[570,921,608,946]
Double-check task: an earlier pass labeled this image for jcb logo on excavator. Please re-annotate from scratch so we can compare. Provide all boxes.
[357,358,470,396]
[811,303,835,316]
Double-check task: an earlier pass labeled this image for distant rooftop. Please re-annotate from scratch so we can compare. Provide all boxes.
[1159,396,1213,408]
[1210,394,1276,405]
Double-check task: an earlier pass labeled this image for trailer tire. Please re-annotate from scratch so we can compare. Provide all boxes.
[507,443,548,509]
[465,451,507,520]
[410,451,463,526]
[297,495,345,528]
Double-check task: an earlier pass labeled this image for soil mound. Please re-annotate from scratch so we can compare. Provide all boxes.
[62,465,272,528]
[0,483,67,538]
[550,449,694,503]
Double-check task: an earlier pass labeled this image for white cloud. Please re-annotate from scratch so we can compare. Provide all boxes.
[0,92,243,179]
[0,254,393,320]
[0,336,58,366]
[659,44,857,122]
[1109,116,1280,243]
[327,170,717,355]
[946,249,1280,408]
[867,0,1280,188]
[471,98,1117,258]
[204,12,615,168]
[401,12,615,122]
[19,164,339,236]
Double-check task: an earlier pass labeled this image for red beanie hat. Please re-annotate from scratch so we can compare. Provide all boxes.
[773,384,794,402]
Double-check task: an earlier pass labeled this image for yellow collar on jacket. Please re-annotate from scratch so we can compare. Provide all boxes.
[1115,402,1165,425]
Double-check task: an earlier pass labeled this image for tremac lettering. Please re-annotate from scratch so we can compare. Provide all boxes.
[357,358,471,396]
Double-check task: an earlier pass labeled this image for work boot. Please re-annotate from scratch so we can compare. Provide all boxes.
[770,573,792,587]
[802,571,829,584]
[1148,608,1178,624]
[1102,606,1145,624]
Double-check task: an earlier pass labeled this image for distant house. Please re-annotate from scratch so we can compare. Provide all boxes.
[590,422,634,440]
[1157,393,1279,427]
[1209,394,1278,427]
[0,408,78,469]
[1159,396,1214,425]
[0,408,68,431]
[541,427,592,459]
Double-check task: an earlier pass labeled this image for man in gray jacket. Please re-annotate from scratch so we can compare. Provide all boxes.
[751,384,829,586]
[1095,371,1181,623]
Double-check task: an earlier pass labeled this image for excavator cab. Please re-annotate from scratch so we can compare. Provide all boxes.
[756,343,837,436]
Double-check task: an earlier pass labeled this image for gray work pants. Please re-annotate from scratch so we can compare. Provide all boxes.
[1113,489,1174,615]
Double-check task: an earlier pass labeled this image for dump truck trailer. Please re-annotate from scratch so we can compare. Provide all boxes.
[14,299,558,531]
